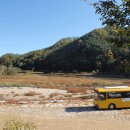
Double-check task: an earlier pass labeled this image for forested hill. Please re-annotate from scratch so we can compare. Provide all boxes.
[0,27,130,74]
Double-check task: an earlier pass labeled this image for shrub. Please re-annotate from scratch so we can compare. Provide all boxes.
[49,92,61,98]
[5,99,17,104]
[24,91,41,96]
[4,67,21,75]
[0,65,7,75]
[3,115,38,130]
[67,87,87,94]
[0,65,21,75]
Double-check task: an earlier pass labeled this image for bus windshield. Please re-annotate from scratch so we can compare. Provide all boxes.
[98,92,106,100]
[94,91,106,100]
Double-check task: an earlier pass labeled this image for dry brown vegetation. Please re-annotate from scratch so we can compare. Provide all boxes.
[67,87,87,94]
[0,73,129,90]
[5,99,17,104]
[49,92,61,98]
[24,91,41,96]
[3,115,38,130]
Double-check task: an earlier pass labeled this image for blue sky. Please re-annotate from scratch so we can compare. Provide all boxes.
[0,0,102,56]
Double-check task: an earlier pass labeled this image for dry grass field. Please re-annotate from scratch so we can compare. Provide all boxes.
[0,73,129,89]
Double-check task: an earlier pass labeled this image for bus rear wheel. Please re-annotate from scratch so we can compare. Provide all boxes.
[108,103,116,110]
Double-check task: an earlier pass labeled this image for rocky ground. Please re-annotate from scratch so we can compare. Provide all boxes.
[0,87,130,130]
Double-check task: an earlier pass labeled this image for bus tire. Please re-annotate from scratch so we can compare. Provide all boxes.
[108,103,116,110]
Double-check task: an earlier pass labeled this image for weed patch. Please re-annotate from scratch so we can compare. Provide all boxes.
[67,87,87,94]
[24,91,41,96]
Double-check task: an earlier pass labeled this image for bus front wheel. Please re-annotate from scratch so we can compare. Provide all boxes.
[108,103,116,110]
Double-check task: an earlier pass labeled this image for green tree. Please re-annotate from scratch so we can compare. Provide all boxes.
[92,0,130,29]
[85,0,130,46]
[0,53,18,68]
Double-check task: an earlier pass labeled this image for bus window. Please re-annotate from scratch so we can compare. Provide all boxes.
[125,92,130,98]
[122,92,130,98]
[108,92,122,99]
[99,92,106,100]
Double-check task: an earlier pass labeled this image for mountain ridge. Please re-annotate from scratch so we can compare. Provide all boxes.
[0,28,130,74]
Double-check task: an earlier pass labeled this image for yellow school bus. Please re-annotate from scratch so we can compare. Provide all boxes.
[93,86,130,110]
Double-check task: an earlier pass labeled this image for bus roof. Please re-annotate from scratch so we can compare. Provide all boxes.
[95,86,130,92]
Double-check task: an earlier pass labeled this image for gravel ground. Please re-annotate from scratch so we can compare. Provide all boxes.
[0,87,67,96]
[0,104,129,121]
[0,104,130,130]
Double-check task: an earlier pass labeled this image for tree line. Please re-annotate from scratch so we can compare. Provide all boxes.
[0,27,130,75]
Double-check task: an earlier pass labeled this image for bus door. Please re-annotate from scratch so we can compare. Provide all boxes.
[98,92,108,108]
